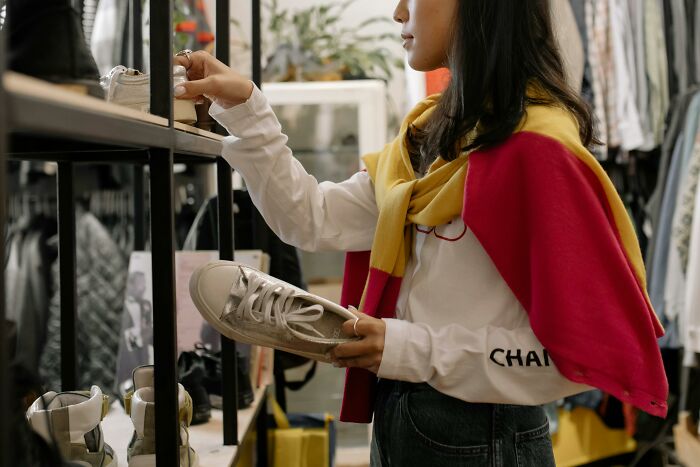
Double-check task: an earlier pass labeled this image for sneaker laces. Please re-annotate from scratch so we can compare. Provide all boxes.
[224,268,325,338]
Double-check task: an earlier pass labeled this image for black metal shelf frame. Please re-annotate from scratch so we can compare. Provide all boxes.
[0,0,266,466]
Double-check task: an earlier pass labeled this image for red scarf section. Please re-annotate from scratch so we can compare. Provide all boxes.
[339,132,668,424]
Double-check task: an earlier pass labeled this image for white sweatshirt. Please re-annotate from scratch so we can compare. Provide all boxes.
[210,86,591,406]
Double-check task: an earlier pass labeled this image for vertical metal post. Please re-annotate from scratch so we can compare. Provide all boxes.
[149,149,179,467]
[251,0,262,87]
[150,0,173,123]
[149,0,178,465]
[256,392,269,466]
[217,158,238,445]
[215,0,239,447]
[216,0,230,65]
[131,0,144,70]
[133,165,146,250]
[0,21,11,467]
[57,163,78,391]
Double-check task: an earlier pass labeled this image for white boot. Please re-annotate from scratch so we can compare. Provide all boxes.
[125,366,199,467]
[26,386,116,466]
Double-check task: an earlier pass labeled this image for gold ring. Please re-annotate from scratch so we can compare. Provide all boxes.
[353,317,360,337]
[176,49,193,67]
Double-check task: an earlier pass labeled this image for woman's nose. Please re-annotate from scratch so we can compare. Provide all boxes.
[393,0,408,24]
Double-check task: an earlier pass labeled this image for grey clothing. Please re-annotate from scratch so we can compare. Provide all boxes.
[40,212,127,396]
[646,91,698,271]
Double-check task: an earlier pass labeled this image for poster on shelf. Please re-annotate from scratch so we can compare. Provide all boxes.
[114,250,269,395]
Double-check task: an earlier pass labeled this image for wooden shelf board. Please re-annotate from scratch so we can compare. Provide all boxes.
[4,72,169,127]
[174,122,225,141]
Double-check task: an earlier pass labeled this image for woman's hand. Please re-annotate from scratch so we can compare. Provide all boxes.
[329,309,386,374]
[174,51,254,107]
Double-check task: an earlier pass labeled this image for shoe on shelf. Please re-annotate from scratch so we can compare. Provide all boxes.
[194,343,255,409]
[177,352,211,425]
[7,0,103,97]
[101,65,197,124]
[124,365,199,467]
[26,385,116,466]
[189,261,358,363]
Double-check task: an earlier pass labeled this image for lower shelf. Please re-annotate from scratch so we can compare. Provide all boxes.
[102,386,268,467]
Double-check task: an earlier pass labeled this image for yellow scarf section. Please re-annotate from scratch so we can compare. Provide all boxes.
[362,94,469,278]
[362,94,653,319]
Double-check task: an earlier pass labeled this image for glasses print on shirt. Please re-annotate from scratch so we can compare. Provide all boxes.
[415,218,468,242]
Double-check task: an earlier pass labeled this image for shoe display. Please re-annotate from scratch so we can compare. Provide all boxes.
[124,366,199,467]
[194,344,255,409]
[7,0,103,97]
[101,65,198,124]
[26,386,116,466]
[189,261,358,363]
[177,352,211,425]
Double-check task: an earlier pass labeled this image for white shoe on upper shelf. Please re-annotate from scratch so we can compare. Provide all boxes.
[100,65,197,125]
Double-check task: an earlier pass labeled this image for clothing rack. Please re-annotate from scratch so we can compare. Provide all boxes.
[0,1,266,466]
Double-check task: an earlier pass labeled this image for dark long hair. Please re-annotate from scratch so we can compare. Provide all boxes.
[410,0,596,172]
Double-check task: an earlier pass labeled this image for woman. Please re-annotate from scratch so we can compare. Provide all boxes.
[176,1,668,465]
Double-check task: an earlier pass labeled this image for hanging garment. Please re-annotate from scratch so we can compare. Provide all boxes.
[586,0,613,151]
[685,165,700,353]
[671,0,690,95]
[569,0,596,106]
[40,212,127,396]
[674,137,700,275]
[649,94,700,326]
[552,0,585,94]
[90,0,128,75]
[646,91,698,274]
[629,0,652,150]
[645,0,671,148]
[5,220,56,373]
[696,0,700,84]
[337,93,667,423]
[609,0,645,151]
[663,134,700,332]
[82,0,99,47]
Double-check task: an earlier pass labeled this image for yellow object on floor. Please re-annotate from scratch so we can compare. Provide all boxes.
[552,408,637,466]
[268,396,333,467]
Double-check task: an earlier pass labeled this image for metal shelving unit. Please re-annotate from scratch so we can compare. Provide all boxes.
[0,0,265,465]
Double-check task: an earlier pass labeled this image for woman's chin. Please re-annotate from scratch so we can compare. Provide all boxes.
[407,55,444,73]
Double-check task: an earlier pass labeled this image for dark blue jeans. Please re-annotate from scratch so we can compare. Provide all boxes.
[370,380,556,467]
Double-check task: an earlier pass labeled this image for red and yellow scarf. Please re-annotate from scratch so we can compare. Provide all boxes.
[339,94,668,423]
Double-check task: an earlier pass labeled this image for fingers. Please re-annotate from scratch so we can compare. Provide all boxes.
[174,55,190,69]
[174,50,211,70]
[331,337,383,360]
[332,355,381,373]
[342,318,357,337]
[174,76,218,100]
[341,315,383,339]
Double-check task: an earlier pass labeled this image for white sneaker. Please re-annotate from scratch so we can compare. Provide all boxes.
[26,386,117,466]
[101,65,197,124]
[124,366,199,467]
[189,261,358,363]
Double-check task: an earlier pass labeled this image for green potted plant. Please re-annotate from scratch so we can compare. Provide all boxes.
[263,0,403,82]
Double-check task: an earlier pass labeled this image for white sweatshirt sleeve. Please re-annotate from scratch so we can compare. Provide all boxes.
[208,85,378,252]
[378,319,592,405]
